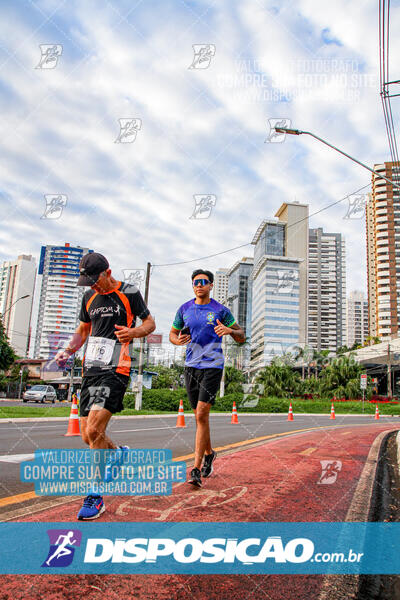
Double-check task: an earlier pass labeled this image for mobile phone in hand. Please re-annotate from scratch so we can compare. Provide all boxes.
[180,326,190,336]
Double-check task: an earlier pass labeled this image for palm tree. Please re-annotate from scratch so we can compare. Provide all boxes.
[293,344,314,380]
[318,353,366,399]
[255,358,302,398]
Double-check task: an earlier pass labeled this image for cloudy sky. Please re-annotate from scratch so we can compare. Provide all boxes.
[0,0,399,340]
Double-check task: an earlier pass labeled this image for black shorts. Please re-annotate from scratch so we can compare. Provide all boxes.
[184,367,223,410]
[79,371,129,417]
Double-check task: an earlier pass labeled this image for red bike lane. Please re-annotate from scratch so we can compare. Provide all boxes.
[1,423,398,600]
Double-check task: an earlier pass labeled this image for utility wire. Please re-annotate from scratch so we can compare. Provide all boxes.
[153,182,371,268]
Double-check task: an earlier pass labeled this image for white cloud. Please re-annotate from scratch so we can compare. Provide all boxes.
[0,0,397,338]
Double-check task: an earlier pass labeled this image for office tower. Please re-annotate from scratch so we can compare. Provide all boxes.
[275,202,309,343]
[346,291,369,347]
[31,243,92,360]
[0,255,36,357]
[213,268,229,303]
[308,228,346,352]
[250,202,308,372]
[366,162,400,339]
[226,257,253,369]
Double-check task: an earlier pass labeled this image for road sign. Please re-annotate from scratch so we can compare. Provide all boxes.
[360,374,367,389]
[147,334,163,345]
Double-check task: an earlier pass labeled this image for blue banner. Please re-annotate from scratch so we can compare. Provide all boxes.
[0,522,399,574]
[19,449,186,496]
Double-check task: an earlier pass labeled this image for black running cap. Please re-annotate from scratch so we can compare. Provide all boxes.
[77,253,109,286]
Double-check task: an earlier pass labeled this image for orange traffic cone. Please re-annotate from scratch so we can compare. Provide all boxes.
[231,401,239,424]
[330,402,336,420]
[64,393,80,436]
[287,401,294,421]
[374,404,380,420]
[176,399,186,427]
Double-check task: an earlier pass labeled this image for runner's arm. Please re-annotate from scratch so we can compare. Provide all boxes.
[115,314,155,342]
[169,326,191,346]
[66,321,92,353]
[55,321,91,366]
[229,322,245,344]
[214,320,245,343]
[130,314,156,338]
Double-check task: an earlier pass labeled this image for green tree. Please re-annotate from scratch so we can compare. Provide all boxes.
[336,345,351,355]
[255,358,302,398]
[318,353,368,399]
[225,366,245,394]
[0,320,16,371]
[151,365,182,389]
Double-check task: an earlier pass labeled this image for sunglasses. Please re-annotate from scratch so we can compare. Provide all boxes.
[193,278,210,287]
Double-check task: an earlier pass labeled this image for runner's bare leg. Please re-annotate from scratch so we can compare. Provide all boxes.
[193,401,212,470]
[80,408,117,449]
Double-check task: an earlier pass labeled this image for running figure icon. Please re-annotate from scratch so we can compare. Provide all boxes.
[45,531,77,566]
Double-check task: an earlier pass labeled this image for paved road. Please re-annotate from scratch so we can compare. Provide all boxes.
[0,413,399,499]
[0,399,70,408]
[2,422,398,600]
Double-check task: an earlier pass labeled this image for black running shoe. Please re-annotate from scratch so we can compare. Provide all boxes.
[188,467,202,487]
[201,450,217,478]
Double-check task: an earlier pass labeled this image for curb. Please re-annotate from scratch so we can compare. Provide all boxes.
[317,428,398,600]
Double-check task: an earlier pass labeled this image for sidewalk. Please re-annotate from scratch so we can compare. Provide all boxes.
[1,423,399,600]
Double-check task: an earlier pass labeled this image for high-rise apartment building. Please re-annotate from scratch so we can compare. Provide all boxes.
[250,202,308,372]
[346,291,369,347]
[213,268,229,303]
[0,255,36,357]
[366,162,400,339]
[31,243,92,360]
[308,228,346,352]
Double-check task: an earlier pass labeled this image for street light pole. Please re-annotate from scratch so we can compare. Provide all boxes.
[135,262,151,410]
[274,127,400,190]
[19,367,25,399]
[1,294,30,321]
[387,343,392,398]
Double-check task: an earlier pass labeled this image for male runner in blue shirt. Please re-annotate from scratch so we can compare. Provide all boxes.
[169,269,245,487]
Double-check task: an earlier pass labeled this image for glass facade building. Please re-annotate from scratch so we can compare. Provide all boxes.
[251,256,300,370]
[226,257,253,369]
[250,218,302,372]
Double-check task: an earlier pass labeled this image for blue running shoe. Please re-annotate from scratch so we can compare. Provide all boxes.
[77,494,105,520]
[104,445,129,482]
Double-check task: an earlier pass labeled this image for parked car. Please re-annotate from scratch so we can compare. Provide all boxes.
[22,385,57,403]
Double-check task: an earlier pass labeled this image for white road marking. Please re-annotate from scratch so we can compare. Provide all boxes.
[0,453,35,463]
[111,426,188,433]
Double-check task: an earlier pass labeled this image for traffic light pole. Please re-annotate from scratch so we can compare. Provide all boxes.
[135,262,151,410]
